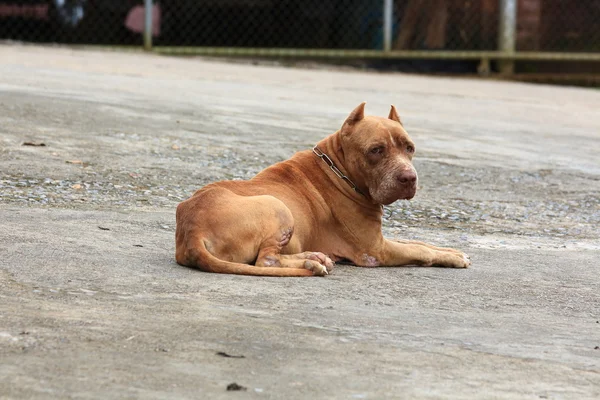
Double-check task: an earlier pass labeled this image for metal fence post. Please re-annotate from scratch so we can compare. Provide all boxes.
[383,0,393,52]
[498,0,517,74]
[144,0,153,51]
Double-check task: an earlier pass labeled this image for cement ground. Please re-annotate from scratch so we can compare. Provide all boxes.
[0,45,599,399]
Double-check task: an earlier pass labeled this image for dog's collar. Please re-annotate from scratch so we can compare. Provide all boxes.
[312,146,365,197]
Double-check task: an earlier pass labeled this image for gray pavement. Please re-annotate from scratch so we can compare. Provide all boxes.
[0,44,599,399]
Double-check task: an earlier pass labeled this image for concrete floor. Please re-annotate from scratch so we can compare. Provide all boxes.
[0,45,599,399]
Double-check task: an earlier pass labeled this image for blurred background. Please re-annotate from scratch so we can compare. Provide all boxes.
[1,0,599,82]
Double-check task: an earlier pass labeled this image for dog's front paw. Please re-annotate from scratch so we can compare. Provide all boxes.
[436,251,471,268]
[462,253,471,268]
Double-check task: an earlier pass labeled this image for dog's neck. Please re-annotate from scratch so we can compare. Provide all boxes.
[312,145,365,196]
[314,132,381,212]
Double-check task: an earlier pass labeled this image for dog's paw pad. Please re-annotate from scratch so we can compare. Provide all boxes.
[313,253,335,269]
[304,253,329,268]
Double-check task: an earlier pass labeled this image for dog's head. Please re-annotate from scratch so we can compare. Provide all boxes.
[339,102,418,205]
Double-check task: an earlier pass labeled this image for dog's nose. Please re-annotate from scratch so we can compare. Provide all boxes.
[397,170,417,185]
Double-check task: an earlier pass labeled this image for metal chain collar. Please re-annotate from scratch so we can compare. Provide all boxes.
[312,146,365,197]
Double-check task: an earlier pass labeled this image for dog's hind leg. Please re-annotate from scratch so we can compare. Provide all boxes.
[253,219,333,276]
[256,252,330,276]
[254,236,332,277]
[281,252,334,273]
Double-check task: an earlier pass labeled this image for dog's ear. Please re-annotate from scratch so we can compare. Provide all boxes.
[343,102,366,127]
[388,105,402,125]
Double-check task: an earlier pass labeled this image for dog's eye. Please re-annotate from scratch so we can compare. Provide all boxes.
[406,145,415,154]
[370,146,384,155]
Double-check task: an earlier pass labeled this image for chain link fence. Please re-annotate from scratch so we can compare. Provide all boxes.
[1,1,599,58]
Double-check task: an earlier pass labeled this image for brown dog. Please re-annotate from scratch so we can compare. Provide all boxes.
[176,103,470,276]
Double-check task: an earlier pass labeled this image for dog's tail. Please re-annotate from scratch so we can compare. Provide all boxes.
[183,239,314,277]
